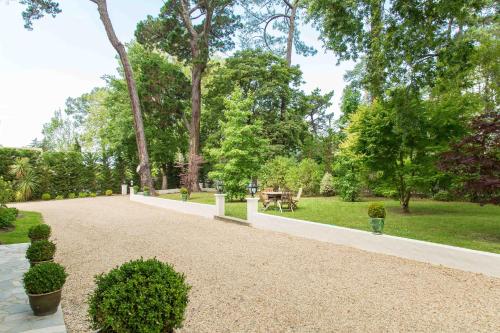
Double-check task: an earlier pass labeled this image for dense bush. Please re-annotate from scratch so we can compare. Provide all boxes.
[320,172,335,196]
[105,189,113,196]
[286,158,322,195]
[26,240,56,262]
[68,193,76,199]
[41,193,52,201]
[180,187,188,195]
[89,192,97,197]
[0,176,13,206]
[55,195,64,200]
[133,185,139,193]
[433,190,454,202]
[23,262,67,294]
[0,207,17,229]
[88,258,190,333]
[79,192,88,198]
[28,224,51,242]
[333,155,362,202]
[368,203,386,218]
[259,156,296,190]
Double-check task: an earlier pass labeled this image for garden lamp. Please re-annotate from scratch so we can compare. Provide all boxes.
[215,180,224,194]
[247,180,258,197]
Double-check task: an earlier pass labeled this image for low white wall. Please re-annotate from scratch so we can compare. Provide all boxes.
[130,193,216,219]
[249,212,500,278]
[155,188,216,195]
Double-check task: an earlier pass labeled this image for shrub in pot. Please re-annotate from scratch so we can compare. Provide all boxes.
[68,193,76,199]
[368,202,386,234]
[105,189,113,196]
[88,258,190,333]
[143,186,150,196]
[26,240,56,266]
[23,262,67,316]
[28,224,51,242]
[41,193,52,201]
[180,187,189,201]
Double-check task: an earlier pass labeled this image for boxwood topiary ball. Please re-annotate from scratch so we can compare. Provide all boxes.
[28,224,51,242]
[368,202,386,218]
[88,258,190,333]
[23,262,67,295]
[26,240,56,262]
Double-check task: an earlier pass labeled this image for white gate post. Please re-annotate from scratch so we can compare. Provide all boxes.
[215,193,226,217]
[246,197,259,223]
[121,184,128,196]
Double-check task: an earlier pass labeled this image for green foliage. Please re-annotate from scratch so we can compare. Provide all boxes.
[105,190,113,196]
[0,207,17,229]
[285,158,322,195]
[88,258,190,333]
[320,172,335,196]
[368,203,386,218]
[55,195,64,200]
[41,193,51,201]
[67,193,76,199]
[28,224,51,242]
[143,186,149,192]
[19,0,61,30]
[333,153,362,202]
[23,262,67,295]
[179,187,188,195]
[207,88,269,200]
[0,177,13,207]
[26,240,56,262]
[433,190,454,202]
[259,156,296,190]
[78,192,88,198]
[10,157,38,202]
[89,192,97,198]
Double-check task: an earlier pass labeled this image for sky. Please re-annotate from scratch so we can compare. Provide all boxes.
[0,0,354,148]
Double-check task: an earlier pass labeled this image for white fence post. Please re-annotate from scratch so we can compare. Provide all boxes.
[215,193,226,216]
[246,197,259,223]
[121,184,128,195]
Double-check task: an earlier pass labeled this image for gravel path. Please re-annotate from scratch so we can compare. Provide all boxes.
[14,196,500,332]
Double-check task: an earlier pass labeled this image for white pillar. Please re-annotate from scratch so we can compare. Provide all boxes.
[246,197,259,223]
[121,184,128,196]
[214,194,226,217]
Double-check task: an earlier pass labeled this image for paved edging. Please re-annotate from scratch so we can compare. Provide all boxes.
[0,243,66,333]
[249,211,500,277]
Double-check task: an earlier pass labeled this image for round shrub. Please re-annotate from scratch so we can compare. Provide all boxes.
[79,192,88,198]
[180,187,188,195]
[26,240,56,262]
[368,202,386,218]
[23,262,67,295]
[105,190,113,196]
[68,193,76,199]
[41,193,52,201]
[89,192,97,198]
[0,207,16,229]
[28,224,51,242]
[88,258,190,333]
[55,195,64,200]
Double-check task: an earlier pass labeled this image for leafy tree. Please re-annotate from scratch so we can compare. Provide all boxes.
[203,49,309,156]
[259,156,296,190]
[440,111,500,205]
[239,0,316,65]
[20,0,156,192]
[285,158,322,194]
[332,152,362,202]
[136,0,240,192]
[319,172,334,196]
[207,88,269,200]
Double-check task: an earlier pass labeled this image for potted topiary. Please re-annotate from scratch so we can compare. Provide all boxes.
[368,202,386,234]
[105,189,113,196]
[88,258,190,333]
[28,224,51,242]
[26,240,56,267]
[180,187,189,201]
[143,186,150,196]
[23,262,67,316]
[41,193,52,201]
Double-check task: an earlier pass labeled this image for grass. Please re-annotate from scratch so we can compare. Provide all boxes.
[158,192,500,253]
[0,211,43,244]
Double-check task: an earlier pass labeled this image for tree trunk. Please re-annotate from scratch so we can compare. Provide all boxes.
[188,64,203,192]
[161,164,168,190]
[93,0,155,195]
[285,2,297,67]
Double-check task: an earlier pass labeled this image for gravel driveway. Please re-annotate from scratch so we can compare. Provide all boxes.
[14,196,500,332]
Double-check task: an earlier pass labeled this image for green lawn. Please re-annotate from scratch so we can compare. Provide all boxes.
[160,192,500,253]
[0,211,43,244]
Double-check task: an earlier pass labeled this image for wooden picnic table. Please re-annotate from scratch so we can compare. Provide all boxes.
[262,191,283,211]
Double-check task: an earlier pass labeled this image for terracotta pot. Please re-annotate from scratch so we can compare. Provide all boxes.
[28,289,62,316]
[29,258,54,267]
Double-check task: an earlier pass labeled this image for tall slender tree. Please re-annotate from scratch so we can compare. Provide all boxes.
[136,0,240,192]
[19,0,155,193]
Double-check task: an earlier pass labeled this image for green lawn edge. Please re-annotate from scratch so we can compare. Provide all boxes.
[0,211,43,244]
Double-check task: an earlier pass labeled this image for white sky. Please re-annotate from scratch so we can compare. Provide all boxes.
[0,0,354,148]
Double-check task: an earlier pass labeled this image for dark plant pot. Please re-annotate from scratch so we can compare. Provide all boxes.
[143,191,150,196]
[181,193,188,201]
[28,289,62,316]
[30,258,54,267]
[369,218,384,234]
